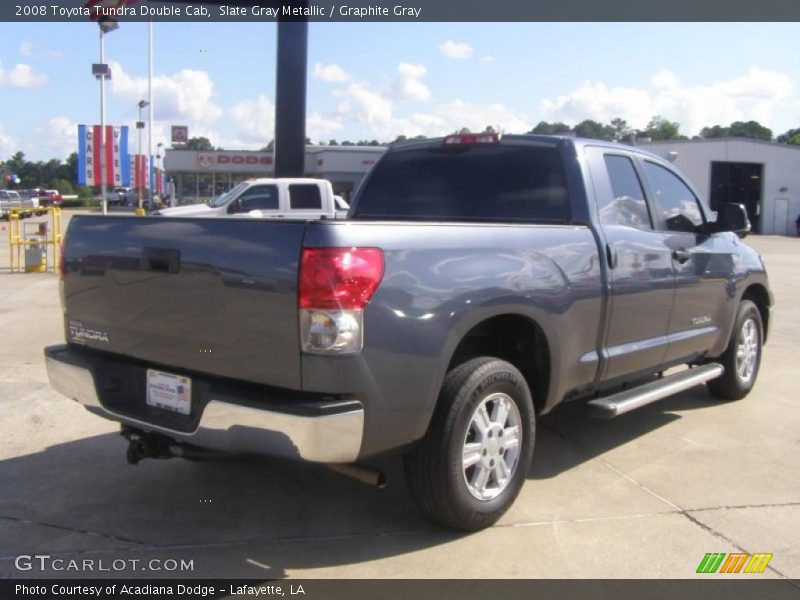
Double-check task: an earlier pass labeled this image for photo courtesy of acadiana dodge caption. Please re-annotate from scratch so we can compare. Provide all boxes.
[45,134,772,530]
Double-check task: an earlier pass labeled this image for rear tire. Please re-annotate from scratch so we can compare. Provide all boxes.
[404,357,535,531]
[707,299,763,400]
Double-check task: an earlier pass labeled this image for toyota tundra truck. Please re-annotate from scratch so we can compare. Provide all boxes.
[45,134,772,530]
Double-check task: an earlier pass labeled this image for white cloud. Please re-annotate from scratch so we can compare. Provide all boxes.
[438,40,474,60]
[393,63,430,102]
[17,42,61,60]
[307,112,345,141]
[35,116,77,159]
[0,120,16,158]
[109,61,223,123]
[313,62,350,83]
[228,95,275,146]
[540,67,794,135]
[0,60,48,88]
[480,55,495,64]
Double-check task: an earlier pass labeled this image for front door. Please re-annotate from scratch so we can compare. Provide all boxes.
[638,160,735,364]
[585,147,675,381]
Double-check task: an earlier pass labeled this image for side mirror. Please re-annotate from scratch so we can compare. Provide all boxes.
[711,203,750,235]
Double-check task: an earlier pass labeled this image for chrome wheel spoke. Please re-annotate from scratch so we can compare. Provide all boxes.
[462,442,482,469]
[502,426,520,451]
[492,398,509,427]
[494,458,510,483]
[474,404,492,435]
[471,465,490,494]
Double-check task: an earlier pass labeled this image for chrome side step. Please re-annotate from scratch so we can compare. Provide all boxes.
[586,363,724,419]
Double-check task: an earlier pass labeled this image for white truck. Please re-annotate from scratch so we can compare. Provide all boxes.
[154,178,349,219]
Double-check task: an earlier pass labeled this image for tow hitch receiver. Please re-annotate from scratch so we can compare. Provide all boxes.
[121,426,229,464]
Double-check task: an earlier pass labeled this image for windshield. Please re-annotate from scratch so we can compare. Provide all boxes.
[209,181,250,208]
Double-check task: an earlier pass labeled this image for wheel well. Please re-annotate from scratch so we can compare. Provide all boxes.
[742,284,771,343]
[447,315,550,413]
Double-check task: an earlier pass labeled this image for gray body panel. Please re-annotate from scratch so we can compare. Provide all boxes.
[58,136,772,459]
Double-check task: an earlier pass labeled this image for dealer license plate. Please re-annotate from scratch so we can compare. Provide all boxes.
[146,369,191,415]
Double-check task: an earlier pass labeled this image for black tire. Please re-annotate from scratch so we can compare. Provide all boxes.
[404,357,535,531]
[707,299,763,400]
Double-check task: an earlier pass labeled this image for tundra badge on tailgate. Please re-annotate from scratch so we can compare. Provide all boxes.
[68,320,110,344]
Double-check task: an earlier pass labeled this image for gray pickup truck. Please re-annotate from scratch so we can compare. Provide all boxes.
[45,134,772,530]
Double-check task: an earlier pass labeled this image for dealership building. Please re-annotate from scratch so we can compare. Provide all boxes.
[641,138,800,235]
[164,145,386,204]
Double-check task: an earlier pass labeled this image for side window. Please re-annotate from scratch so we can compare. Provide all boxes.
[238,185,279,211]
[289,184,322,210]
[642,162,704,233]
[601,154,652,229]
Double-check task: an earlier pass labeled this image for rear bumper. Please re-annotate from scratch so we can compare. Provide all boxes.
[45,345,364,463]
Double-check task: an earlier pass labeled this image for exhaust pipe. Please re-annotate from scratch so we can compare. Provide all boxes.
[327,463,387,488]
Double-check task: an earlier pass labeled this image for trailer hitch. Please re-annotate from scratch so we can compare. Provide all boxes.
[121,426,229,464]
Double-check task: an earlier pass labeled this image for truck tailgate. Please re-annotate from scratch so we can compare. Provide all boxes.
[63,216,306,389]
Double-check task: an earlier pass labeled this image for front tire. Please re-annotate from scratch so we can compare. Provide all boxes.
[404,357,535,531]
[707,299,763,400]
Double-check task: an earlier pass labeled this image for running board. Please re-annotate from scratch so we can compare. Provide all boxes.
[586,363,724,419]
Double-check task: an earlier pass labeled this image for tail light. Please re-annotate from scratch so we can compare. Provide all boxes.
[299,247,384,355]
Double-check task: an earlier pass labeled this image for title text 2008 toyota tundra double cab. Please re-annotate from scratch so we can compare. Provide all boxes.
[46,134,772,530]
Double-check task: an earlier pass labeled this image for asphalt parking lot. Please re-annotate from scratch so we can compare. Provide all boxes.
[0,211,798,581]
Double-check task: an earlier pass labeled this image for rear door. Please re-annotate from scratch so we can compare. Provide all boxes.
[638,160,734,362]
[585,147,674,381]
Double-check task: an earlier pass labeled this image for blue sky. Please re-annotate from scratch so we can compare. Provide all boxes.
[0,21,798,161]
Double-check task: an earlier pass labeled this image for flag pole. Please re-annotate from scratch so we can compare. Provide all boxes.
[99,27,107,215]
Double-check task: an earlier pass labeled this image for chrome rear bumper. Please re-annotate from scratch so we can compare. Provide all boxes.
[45,353,364,463]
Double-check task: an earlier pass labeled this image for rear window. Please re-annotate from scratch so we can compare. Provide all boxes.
[289,184,323,210]
[352,144,570,222]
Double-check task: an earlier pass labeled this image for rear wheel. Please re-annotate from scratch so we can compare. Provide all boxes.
[404,357,535,530]
[707,299,763,400]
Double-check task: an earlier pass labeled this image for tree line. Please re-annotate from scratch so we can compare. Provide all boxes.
[2,119,799,194]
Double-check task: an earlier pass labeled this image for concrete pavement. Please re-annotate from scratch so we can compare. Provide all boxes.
[0,216,798,580]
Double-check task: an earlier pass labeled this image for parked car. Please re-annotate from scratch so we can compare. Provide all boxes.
[45,134,772,530]
[40,189,63,207]
[155,178,348,219]
[0,190,29,218]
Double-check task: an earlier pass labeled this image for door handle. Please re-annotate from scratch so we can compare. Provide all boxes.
[606,244,618,269]
[672,248,691,264]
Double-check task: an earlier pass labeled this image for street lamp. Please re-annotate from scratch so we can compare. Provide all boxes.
[93,21,117,215]
[137,100,149,209]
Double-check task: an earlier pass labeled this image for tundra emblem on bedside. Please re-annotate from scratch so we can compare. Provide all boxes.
[68,320,110,344]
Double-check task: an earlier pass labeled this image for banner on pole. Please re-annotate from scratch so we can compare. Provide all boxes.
[78,125,130,186]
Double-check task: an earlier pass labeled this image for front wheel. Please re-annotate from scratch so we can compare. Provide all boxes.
[707,299,763,400]
[404,357,535,530]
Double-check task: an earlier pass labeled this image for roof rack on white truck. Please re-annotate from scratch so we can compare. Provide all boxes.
[154,178,349,219]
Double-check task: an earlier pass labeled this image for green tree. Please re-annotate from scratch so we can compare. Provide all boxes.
[185,136,215,151]
[573,119,615,141]
[700,124,730,138]
[610,118,632,142]
[777,127,800,144]
[529,121,572,135]
[643,116,682,140]
[728,120,772,141]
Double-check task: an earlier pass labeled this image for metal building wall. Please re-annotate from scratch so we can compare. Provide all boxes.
[642,139,800,235]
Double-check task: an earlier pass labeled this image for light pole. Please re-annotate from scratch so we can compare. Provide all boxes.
[92,24,117,215]
[156,142,163,205]
[137,99,148,209]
